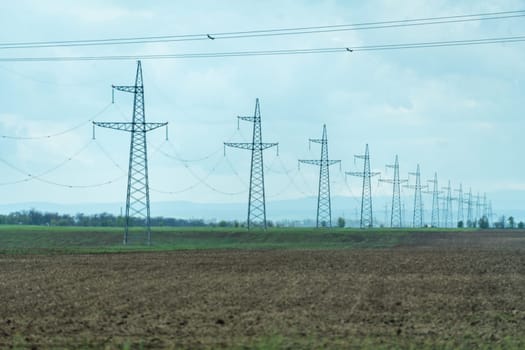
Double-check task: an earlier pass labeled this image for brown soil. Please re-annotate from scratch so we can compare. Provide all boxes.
[1,231,525,349]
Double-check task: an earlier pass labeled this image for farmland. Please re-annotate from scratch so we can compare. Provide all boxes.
[1,227,525,349]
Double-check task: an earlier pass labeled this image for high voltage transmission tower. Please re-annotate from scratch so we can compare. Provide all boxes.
[482,193,488,219]
[224,98,278,229]
[426,173,441,228]
[379,155,407,228]
[93,60,168,245]
[475,192,482,224]
[465,188,474,227]
[442,181,453,228]
[455,183,464,226]
[487,200,493,226]
[299,124,340,228]
[346,144,380,228]
[406,164,425,228]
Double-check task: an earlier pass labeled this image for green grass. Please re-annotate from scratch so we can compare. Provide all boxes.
[0,225,414,254]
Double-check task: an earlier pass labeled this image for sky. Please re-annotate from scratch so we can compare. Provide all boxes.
[0,0,524,220]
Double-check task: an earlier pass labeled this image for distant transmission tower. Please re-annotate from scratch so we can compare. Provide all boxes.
[346,144,380,228]
[426,173,441,227]
[379,155,408,228]
[442,181,453,228]
[93,60,168,245]
[299,124,340,228]
[487,200,493,226]
[455,183,464,226]
[465,188,474,227]
[482,193,488,219]
[475,192,482,224]
[406,164,425,228]
[224,98,278,229]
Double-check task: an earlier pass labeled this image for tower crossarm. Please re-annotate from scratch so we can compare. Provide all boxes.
[326,160,341,166]
[225,142,278,151]
[94,121,167,133]
[379,178,408,184]
[299,159,322,166]
[112,85,139,94]
[426,190,443,195]
[300,159,340,166]
[309,138,327,145]
[237,116,257,122]
[405,184,428,189]
[346,171,380,177]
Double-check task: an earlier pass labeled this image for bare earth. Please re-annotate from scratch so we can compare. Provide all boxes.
[1,231,525,349]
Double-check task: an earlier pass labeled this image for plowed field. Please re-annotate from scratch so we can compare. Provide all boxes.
[1,230,525,349]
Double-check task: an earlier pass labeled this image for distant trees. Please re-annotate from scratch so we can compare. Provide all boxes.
[0,210,75,226]
[337,217,346,228]
[0,209,205,227]
[478,216,490,229]
[494,216,506,229]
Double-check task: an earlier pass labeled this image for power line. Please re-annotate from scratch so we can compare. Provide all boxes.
[0,139,127,188]
[1,35,524,62]
[155,142,248,196]
[1,10,523,49]
[0,103,112,139]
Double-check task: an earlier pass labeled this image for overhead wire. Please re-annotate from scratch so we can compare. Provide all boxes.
[222,153,248,188]
[338,170,362,206]
[277,156,315,197]
[0,138,126,188]
[0,139,94,186]
[149,153,228,195]
[29,173,126,189]
[1,35,524,62]
[93,139,126,173]
[152,141,247,195]
[0,63,108,86]
[0,10,523,49]
[0,103,112,140]
[266,167,302,199]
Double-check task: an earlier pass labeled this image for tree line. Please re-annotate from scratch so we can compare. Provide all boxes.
[0,209,205,227]
[0,209,523,229]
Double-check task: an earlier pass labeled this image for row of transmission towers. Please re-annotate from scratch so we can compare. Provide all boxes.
[91,61,494,244]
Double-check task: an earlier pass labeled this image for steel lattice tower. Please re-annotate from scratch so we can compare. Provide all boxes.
[93,61,167,245]
[442,181,453,228]
[224,98,278,229]
[482,193,488,219]
[299,125,340,228]
[346,144,380,228]
[475,192,482,224]
[465,188,474,227]
[379,155,407,228]
[427,173,440,228]
[406,164,425,228]
[487,200,493,226]
[455,183,464,226]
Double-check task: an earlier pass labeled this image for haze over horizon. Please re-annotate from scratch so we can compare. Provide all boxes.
[0,1,524,223]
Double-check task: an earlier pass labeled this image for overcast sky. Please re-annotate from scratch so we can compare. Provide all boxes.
[0,0,524,217]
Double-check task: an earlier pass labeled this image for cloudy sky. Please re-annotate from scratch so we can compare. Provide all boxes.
[0,0,524,219]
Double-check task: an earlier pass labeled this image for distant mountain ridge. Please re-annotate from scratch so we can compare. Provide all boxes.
[0,190,523,225]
